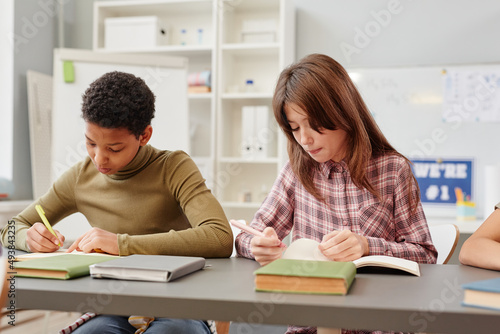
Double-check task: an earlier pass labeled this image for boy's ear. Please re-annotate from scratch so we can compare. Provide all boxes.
[139,125,153,146]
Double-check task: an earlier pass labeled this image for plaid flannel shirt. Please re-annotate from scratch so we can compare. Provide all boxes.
[235,154,437,334]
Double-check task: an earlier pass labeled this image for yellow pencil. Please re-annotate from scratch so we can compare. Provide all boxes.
[35,204,62,247]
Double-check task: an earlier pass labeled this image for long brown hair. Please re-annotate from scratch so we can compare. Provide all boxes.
[273,53,420,209]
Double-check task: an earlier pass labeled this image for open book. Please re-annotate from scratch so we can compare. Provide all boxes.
[14,249,117,262]
[282,238,420,276]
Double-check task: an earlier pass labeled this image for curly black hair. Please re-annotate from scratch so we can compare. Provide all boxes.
[81,71,155,138]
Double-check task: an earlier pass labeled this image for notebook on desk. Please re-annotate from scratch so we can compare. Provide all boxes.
[13,254,116,280]
[89,254,206,282]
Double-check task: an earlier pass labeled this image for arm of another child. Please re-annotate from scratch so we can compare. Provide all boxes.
[459,208,500,270]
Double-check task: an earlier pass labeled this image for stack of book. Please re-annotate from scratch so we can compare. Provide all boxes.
[188,70,211,94]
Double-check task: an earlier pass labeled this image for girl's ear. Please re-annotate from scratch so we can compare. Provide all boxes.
[139,125,153,146]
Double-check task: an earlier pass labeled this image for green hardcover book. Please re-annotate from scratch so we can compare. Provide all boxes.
[14,254,116,280]
[253,259,356,295]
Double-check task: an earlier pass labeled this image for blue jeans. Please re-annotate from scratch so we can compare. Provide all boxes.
[71,315,211,334]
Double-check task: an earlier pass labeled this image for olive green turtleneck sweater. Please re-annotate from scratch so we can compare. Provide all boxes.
[1,145,233,257]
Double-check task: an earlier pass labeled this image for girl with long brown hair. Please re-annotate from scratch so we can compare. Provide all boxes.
[236,54,436,333]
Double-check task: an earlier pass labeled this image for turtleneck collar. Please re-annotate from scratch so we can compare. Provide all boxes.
[106,145,154,180]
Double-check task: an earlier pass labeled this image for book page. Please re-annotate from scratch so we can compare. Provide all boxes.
[15,250,117,262]
[353,255,420,276]
[282,238,420,276]
[282,238,329,261]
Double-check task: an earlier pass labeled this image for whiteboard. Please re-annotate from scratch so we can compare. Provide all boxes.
[51,48,189,241]
[27,70,53,199]
[347,64,500,218]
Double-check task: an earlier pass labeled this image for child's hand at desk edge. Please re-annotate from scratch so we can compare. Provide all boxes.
[66,227,119,255]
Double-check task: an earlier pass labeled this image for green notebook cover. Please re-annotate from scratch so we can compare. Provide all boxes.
[254,259,356,295]
[14,254,115,280]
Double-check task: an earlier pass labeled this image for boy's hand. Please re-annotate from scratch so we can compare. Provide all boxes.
[66,227,119,255]
[26,222,65,253]
[250,227,285,266]
[319,229,369,262]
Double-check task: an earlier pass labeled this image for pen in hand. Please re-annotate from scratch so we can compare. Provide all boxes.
[35,204,63,247]
[230,219,286,248]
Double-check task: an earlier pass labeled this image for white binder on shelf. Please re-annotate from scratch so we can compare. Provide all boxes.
[254,106,273,159]
[241,106,255,159]
[241,105,276,159]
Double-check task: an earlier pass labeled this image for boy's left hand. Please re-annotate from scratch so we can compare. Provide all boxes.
[318,229,369,262]
[66,227,119,255]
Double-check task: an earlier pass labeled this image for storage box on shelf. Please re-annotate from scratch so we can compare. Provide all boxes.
[94,0,215,53]
[104,16,170,50]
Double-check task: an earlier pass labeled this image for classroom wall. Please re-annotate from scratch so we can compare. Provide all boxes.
[293,0,500,218]
[9,0,56,200]
[7,0,500,213]
[293,0,500,67]
[0,1,14,185]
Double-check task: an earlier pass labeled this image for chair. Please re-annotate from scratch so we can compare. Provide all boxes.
[428,224,460,264]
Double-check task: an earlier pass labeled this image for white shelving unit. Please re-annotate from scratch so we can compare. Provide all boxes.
[216,0,295,222]
[93,0,295,222]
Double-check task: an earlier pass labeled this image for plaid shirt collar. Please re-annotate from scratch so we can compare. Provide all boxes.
[319,159,348,178]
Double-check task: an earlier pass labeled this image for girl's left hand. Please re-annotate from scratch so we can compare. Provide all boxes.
[66,227,119,255]
[318,229,369,262]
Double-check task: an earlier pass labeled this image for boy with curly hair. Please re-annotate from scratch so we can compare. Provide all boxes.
[1,71,232,333]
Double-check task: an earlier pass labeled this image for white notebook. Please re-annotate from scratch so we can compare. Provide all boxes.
[90,254,206,282]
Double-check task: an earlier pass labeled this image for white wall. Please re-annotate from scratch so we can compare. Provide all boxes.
[7,0,500,218]
[6,0,56,201]
[292,0,500,218]
[293,0,500,67]
[0,0,14,183]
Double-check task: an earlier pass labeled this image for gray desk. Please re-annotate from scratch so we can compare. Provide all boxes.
[11,258,500,333]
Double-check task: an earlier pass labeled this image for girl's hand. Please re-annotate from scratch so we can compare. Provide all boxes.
[26,222,65,253]
[318,229,369,262]
[66,227,119,255]
[250,227,285,266]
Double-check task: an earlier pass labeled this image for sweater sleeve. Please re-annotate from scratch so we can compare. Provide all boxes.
[118,151,233,258]
[0,163,81,251]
